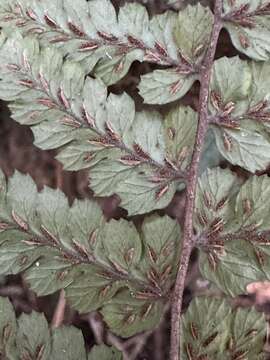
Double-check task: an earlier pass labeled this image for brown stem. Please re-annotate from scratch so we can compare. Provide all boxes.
[169,1,223,359]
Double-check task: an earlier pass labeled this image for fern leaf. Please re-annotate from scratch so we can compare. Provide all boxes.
[182,296,266,360]
[0,296,122,359]
[0,0,182,85]
[196,168,270,296]
[0,33,193,215]
[0,170,181,334]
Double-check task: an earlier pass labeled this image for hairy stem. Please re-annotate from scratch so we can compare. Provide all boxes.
[170,1,223,359]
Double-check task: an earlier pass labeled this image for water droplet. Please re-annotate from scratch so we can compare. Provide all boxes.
[36,261,40,267]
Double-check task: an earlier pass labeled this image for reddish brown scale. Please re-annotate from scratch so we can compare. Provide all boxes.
[154,41,168,57]
[56,270,68,282]
[164,157,179,171]
[185,343,194,360]
[222,101,235,116]
[99,284,111,298]
[105,121,121,142]
[190,322,199,340]
[127,35,145,49]
[169,80,182,95]
[119,155,141,166]
[6,64,20,72]
[210,217,224,231]
[115,44,130,56]
[0,222,9,232]
[203,191,212,209]
[232,350,249,360]
[19,79,34,88]
[78,42,99,51]
[243,198,252,215]
[141,303,153,320]
[216,196,228,211]
[28,27,44,35]
[81,105,96,128]
[254,248,265,266]
[207,252,218,271]
[110,259,129,276]
[202,332,218,348]
[3,324,12,343]
[15,19,27,27]
[72,239,90,260]
[98,31,118,42]
[239,33,250,49]
[245,329,258,337]
[167,127,176,140]
[147,245,158,263]
[36,344,45,360]
[160,264,172,282]
[96,270,113,280]
[222,132,233,152]
[124,314,136,325]
[177,146,189,166]
[67,21,86,37]
[44,13,58,28]
[22,53,31,71]
[89,229,97,248]
[19,255,28,266]
[60,116,81,128]
[1,15,16,22]
[133,143,151,160]
[83,152,95,163]
[114,60,124,73]
[11,210,28,231]
[57,88,70,109]
[40,225,59,246]
[210,90,222,111]
[178,51,192,67]
[49,35,70,43]
[134,291,158,300]
[124,248,135,264]
[26,8,37,20]
[232,3,250,16]
[194,43,205,58]
[38,72,50,93]
[256,2,270,15]
[220,119,240,130]
[147,270,160,289]
[37,98,56,108]
[161,241,174,258]
[88,137,113,148]
[248,100,268,114]
[236,18,256,29]
[197,212,208,227]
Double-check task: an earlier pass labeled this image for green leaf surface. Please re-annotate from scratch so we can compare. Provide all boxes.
[197,168,270,296]
[138,69,197,105]
[0,33,189,215]
[17,312,51,360]
[182,297,266,360]
[0,170,180,335]
[88,345,123,360]
[101,290,164,338]
[50,327,86,360]
[0,297,120,359]
[209,57,270,172]
[174,4,214,65]
[223,0,270,61]
[0,0,181,85]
